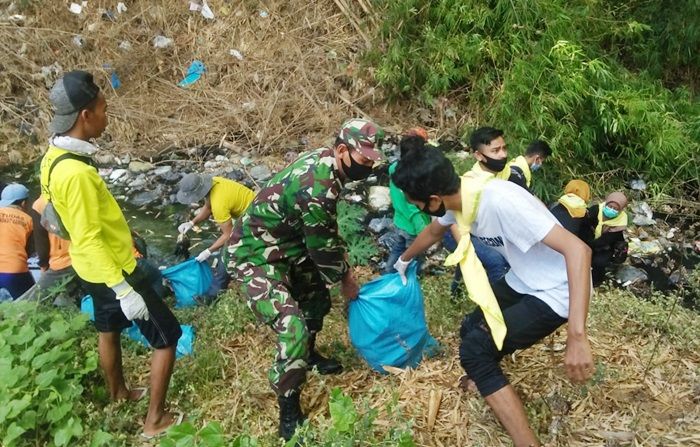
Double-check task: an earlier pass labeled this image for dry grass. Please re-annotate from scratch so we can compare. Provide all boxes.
[116,277,700,446]
[0,0,418,165]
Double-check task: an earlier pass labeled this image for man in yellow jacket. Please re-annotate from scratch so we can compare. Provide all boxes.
[41,71,182,438]
[392,146,593,447]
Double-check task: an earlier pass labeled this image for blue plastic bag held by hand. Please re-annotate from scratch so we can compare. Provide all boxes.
[349,263,438,373]
[162,259,213,308]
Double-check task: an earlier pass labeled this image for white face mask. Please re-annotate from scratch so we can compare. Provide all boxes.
[530,162,542,172]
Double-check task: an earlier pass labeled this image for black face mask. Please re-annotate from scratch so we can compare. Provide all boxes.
[341,152,373,181]
[422,199,446,217]
[481,154,508,172]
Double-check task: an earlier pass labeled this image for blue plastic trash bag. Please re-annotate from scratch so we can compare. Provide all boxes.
[162,259,213,308]
[348,263,438,373]
[178,60,206,87]
[81,295,95,321]
[123,323,195,359]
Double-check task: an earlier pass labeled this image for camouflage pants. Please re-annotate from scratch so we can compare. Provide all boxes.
[233,257,331,397]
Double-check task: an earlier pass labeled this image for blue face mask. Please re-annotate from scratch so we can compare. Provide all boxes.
[530,162,542,172]
[602,205,620,219]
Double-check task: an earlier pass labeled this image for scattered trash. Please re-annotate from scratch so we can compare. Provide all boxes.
[631,201,654,226]
[69,2,84,15]
[346,193,363,203]
[110,71,121,89]
[72,35,85,47]
[229,49,244,60]
[189,0,214,20]
[109,168,128,181]
[174,233,191,260]
[259,10,269,18]
[284,151,299,163]
[616,265,648,287]
[368,186,391,211]
[116,2,127,14]
[628,238,663,256]
[630,179,647,191]
[633,214,656,226]
[178,60,206,88]
[368,217,393,234]
[249,165,272,182]
[101,9,117,21]
[239,156,254,166]
[152,35,173,49]
[128,161,154,173]
[118,40,132,51]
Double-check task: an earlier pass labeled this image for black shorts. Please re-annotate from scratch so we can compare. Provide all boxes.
[81,265,182,349]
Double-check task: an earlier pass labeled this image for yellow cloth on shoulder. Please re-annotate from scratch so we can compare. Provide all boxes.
[557,193,588,218]
[444,172,507,350]
[594,204,628,239]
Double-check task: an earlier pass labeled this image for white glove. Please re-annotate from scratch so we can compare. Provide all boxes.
[178,221,194,234]
[195,248,212,262]
[393,256,411,286]
[112,280,149,321]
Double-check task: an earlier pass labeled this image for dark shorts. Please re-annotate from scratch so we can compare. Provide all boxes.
[81,265,182,349]
[459,278,567,397]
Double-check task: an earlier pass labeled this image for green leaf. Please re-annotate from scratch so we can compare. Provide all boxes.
[35,369,59,388]
[199,422,225,447]
[89,430,114,447]
[329,387,357,433]
[2,422,26,446]
[53,417,82,446]
[46,402,72,423]
[232,434,258,447]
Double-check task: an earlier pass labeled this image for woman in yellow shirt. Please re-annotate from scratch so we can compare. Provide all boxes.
[176,174,255,262]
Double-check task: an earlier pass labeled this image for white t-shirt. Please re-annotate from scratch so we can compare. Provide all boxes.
[438,180,571,318]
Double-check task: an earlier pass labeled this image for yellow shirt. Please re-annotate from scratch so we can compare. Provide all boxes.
[0,206,32,273]
[40,146,136,287]
[210,177,255,224]
[469,161,510,180]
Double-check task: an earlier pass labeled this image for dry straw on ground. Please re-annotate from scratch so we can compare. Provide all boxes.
[0,0,391,164]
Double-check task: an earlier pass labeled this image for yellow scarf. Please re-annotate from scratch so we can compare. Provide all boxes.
[507,155,532,187]
[557,193,588,218]
[594,204,628,239]
[444,172,507,350]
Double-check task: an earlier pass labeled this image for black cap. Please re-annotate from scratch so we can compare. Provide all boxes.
[48,70,100,134]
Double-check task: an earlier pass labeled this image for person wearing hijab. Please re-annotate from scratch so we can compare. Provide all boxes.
[580,191,629,285]
[549,179,592,236]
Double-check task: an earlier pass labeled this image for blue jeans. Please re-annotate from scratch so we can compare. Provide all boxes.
[384,229,423,274]
[443,233,509,294]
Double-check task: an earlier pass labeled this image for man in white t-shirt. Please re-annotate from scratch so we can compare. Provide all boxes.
[391,146,593,447]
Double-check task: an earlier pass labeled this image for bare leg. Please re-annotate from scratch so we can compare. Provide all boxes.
[143,346,177,436]
[484,385,539,447]
[98,332,128,400]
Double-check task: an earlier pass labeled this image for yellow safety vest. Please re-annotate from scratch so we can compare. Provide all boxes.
[444,172,507,350]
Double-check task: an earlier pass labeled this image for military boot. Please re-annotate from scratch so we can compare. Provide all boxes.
[278,391,305,441]
[307,333,343,375]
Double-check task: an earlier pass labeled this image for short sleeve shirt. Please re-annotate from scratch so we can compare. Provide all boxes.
[0,206,33,273]
[209,177,255,224]
[438,180,573,318]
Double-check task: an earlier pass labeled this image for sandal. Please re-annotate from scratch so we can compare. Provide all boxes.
[140,411,185,440]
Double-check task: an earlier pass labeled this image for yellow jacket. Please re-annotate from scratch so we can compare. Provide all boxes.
[469,161,510,180]
[40,146,136,287]
[506,155,532,188]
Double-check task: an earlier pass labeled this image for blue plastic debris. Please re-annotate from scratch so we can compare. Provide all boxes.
[178,60,206,88]
[110,71,121,89]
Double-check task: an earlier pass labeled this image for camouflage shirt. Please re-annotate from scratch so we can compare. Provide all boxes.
[228,148,349,284]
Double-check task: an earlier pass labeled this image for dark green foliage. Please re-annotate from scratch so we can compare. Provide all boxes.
[0,302,99,447]
[373,0,699,194]
[337,201,379,265]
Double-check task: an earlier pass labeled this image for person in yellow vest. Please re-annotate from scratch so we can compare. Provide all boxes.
[391,146,593,447]
[580,191,629,285]
[0,183,35,299]
[176,173,255,263]
[18,196,80,305]
[42,70,182,438]
[549,179,592,236]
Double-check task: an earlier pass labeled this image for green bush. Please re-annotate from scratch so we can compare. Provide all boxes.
[0,302,99,447]
[337,201,379,266]
[372,0,699,194]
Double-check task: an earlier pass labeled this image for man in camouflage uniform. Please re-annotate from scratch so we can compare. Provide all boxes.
[227,119,384,441]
